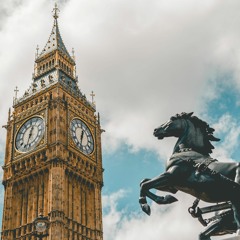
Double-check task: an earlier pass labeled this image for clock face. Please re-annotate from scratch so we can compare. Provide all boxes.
[15,117,45,152]
[70,118,94,155]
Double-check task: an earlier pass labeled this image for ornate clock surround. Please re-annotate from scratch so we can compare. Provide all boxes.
[1,5,103,240]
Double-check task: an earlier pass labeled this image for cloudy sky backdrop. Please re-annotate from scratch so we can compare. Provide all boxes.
[1,0,240,239]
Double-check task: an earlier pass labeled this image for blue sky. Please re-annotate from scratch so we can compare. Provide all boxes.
[103,145,162,212]
[2,0,240,239]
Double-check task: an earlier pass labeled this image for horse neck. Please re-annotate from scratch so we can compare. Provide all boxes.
[173,120,206,154]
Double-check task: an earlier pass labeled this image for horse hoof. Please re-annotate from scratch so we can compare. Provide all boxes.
[139,197,147,204]
[155,196,165,204]
[164,195,178,204]
[141,204,151,216]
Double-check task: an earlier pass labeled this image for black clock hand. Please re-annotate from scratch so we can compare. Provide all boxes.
[27,126,34,144]
[80,130,84,144]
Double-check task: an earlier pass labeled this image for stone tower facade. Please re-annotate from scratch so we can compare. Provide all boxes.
[1,5,104,240]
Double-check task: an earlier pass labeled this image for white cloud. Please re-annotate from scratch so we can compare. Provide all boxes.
[103,190,211,240]
[1,0,240,158]
[102,189,128,240]
[212,113,240,162]
[61,0,240,157]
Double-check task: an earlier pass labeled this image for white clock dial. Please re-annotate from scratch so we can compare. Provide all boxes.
[15,117,45,152]
[70,119,94,155]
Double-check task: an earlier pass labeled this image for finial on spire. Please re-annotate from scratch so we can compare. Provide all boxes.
[35,45,39,59]
[52,3,60,19]
[13,86,19,105]
[14,86,19,99]
[72,48,75,60]
[90,91,96,105]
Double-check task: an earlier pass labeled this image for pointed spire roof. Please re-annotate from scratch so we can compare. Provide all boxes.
[37,4,73,61]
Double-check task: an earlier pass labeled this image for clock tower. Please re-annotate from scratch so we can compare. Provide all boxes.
[1,5,103,240]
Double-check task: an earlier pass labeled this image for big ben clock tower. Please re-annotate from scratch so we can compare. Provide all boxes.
[1,4,103,240]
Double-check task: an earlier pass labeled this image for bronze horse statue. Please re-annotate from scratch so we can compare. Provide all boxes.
[139,112,240,240]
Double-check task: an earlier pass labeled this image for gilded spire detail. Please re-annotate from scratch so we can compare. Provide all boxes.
[52,3,60,19]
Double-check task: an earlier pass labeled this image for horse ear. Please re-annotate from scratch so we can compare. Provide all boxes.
[208,135,220,142]
[187,112,194,117]
[208,127,215,134]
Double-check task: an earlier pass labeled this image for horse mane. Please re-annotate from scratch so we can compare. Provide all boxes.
[170,112,220,154]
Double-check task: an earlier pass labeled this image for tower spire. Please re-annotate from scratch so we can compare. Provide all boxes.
[20,4,89,109]
[36,3,73,61]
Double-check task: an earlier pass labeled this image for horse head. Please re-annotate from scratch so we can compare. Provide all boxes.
[154,112,220,155]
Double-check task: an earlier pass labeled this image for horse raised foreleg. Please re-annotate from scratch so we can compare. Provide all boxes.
[139,172,178,215]
[140,178,177,204]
